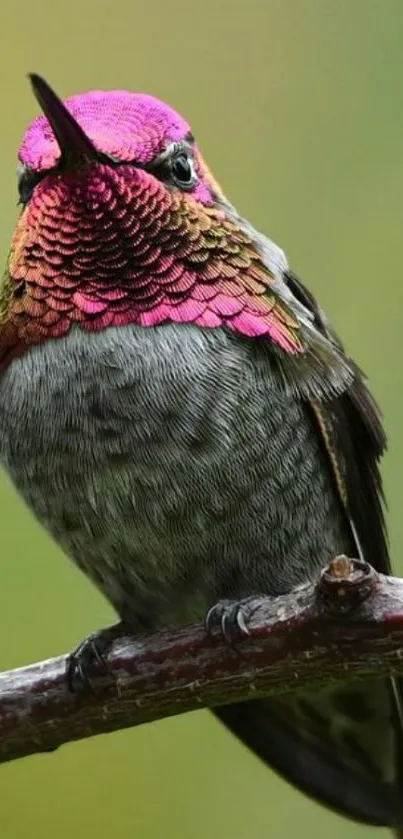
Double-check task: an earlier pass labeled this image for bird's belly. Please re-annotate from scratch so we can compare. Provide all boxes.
[0,323,352,628]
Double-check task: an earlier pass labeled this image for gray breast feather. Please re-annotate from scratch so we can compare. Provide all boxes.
[0,323,352,627]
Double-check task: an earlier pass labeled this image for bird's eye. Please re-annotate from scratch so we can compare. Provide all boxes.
[171,152,197,189]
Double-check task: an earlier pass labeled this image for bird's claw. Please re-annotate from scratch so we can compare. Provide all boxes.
[68,627,117,695]
[205,597,256,643]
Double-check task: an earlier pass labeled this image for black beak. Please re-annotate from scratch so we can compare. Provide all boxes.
[29,74,98,163]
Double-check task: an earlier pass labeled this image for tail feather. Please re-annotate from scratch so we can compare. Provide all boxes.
[213,686,403,826]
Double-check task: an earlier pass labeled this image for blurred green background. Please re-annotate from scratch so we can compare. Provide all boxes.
[0,1,402,837]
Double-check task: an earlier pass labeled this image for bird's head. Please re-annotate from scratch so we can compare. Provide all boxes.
[1,75,337,387]
[19,74,225,206]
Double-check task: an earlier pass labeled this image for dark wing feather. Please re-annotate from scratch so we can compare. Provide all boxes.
[322,374,388,571]
[285,269,389,573]
[214,269,403,825]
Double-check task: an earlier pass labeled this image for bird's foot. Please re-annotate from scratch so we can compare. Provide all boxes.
[205,596,258,643]
[68,623,126,695]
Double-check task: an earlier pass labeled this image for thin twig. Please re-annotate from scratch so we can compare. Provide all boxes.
[1,556,403,765]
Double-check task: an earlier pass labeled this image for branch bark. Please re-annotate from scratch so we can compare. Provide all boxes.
[1,555,403,765]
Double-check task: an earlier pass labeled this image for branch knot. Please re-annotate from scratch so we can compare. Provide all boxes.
[317,555,377,613]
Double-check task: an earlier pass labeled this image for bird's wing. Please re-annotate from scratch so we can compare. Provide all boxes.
[285,268,389,572]
[214,269,403,826]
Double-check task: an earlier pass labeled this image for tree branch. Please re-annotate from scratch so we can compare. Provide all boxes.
[2,555,403,765]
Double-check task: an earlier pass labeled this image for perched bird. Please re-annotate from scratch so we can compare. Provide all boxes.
[0,73,402,828]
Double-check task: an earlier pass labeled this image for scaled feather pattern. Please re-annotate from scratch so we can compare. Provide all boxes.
[1,91,305,368]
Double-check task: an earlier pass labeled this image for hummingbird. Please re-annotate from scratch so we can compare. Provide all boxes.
[0,73,402,828]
